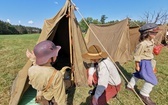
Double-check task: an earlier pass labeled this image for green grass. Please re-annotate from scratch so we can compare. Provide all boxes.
[0,34,39,105]
[0,34,168,105]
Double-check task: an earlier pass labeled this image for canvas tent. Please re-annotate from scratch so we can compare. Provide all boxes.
[129,24,167,55]
[154,24,167,45]
[129,26,140,54]
[85,18,131,64]
[9,0,88,104]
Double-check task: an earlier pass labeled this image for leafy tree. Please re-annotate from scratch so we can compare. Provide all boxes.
[129,20,146,27]
[8,26,19,34]
[26,26,41,34]
[92,19,100,24]
[107,20,119,24]
[0,19,41,35]
[0,20,19,34]
[79,18,90,32]
[100,15,108,24]
[79,17,101,33]
[14,25,28,34]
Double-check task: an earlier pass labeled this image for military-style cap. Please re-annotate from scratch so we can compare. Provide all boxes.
[139,23,158,33]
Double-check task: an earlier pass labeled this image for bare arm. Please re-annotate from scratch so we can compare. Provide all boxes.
[26,49,36,65]
[135,61,140,71]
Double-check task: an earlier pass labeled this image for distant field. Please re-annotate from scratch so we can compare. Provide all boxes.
[0,34,168,105]
[0,34,39,105]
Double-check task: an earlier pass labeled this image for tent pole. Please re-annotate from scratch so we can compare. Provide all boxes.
[68,4,72,68]
[68,4,75,84]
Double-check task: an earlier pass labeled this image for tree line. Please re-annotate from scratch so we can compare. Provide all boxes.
[0,20,41,35]
[79,11,168,33]
[1,10,167,35]
[1,17,140,35]
[78,15,145,33]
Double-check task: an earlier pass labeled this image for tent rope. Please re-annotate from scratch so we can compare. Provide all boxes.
[71,1,145,105]
[131,20,140,27]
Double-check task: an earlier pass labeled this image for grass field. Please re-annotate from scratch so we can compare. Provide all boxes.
[0,34,168,105]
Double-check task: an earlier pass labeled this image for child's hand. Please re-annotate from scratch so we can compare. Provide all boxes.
[135,66,140,71]
[35,91,42,102]
[26,49,36,59]
[88,75,95,87]
[26,49,37,65]
[92,96,98,105]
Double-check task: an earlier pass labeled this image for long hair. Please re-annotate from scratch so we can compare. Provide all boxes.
[139,32,149,42]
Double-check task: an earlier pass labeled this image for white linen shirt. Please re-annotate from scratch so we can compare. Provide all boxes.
[88,57,121,99]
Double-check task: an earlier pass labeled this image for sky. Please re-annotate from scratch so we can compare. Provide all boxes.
[0,0,168,28]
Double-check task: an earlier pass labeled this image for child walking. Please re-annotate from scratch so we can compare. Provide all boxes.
[127,23,159,105]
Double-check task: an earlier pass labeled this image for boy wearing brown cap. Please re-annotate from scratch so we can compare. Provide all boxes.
[82,45,121,105]
[26,40,66,105]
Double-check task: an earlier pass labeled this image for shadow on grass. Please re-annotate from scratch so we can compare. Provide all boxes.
[115,61,132,81]
[79,95,110,105]
[115,62,139,93]
[79,95,92,105]
[67,85,76,105]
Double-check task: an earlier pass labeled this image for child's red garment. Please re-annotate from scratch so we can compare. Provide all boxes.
[87,70,121,105]
[96,84,121,105]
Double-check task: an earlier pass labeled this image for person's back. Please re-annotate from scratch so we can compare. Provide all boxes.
[28,63,66,105]
[98,57,121,86]
[82,45,121,105]
[27,40,66,105]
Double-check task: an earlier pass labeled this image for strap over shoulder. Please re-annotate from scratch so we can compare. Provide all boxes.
[43,70,57,92]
